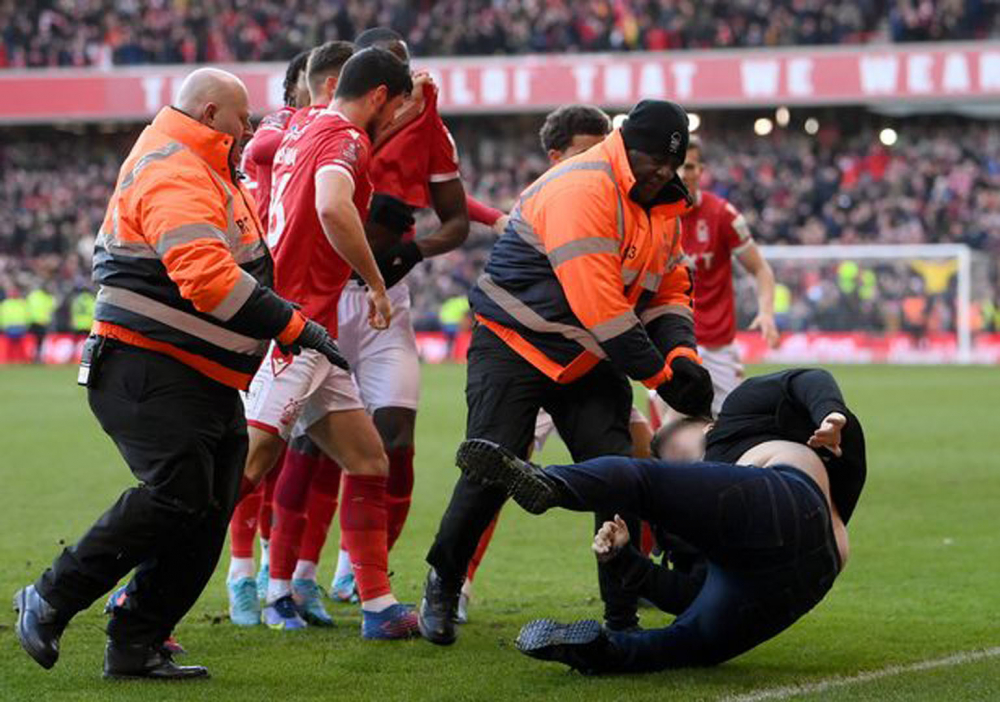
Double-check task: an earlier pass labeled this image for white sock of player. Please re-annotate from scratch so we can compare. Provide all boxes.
[361,594,399,613]
[293,560,317,582]
[334,548,352,580]
[461,578,474,598]
[267,578,292,605]
[259,537,270,565]
[228,557,255,581]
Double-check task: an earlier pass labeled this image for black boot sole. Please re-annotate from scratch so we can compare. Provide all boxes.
[12,588,58,670]
[515,619,607,674]
[103,669,210,681]
[456,439,558,515]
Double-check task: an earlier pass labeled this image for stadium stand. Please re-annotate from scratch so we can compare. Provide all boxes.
[3,0,999,68]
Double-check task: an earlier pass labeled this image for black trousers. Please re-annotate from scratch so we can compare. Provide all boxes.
[546,456,842,671]
[36,344,247,645]
[427,325,641,628]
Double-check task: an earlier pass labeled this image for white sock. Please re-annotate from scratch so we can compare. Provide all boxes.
[334,548,352,580]
[266,578,292,604]
[228,557,255,581]
[260,537,270,560]
[461,578,474,598]
[293,560,317,581]
[361,593,398,613]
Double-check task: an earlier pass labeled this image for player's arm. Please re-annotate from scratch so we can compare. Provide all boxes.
[466,194,507,233]
[315,168,391,327]
[139,173,304,347]
[542,185,671,389]
[737,243,779,348]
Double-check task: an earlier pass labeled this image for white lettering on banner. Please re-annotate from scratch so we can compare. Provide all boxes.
[788,57,814,96]
[513,67,531,102]
[426,68,445,103]
[907,54,934,93]
[638,63,666,98]
[740,60,780,97]
[670,61,697,99]
[859,55,899,94]
[481,67,507,104]
[266,73,284,109]
[169,77,184,108]
[604,63,632,102]
[450,68,474,105]
[571,64,598,101]
[141,76,164,112]
[942,53,971,92]
[979,52,1000,90]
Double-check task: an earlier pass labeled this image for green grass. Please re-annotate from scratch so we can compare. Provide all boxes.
[1,363,999,701]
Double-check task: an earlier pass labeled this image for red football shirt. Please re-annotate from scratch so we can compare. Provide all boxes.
[680,190,754,347]
[371,82,460,214]
[241,106,296,224]
[268,105,373,334]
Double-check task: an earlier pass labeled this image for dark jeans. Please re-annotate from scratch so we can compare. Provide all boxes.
[546,456,842,671]
[36,344,247,645]
[427,325,641,628]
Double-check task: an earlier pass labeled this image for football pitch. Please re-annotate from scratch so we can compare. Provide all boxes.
[1,363,998,701]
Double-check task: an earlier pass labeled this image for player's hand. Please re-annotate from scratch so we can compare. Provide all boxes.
[412,69,435,92]
[376,240,424,289]
[807,412,846,457]
[592,515,631,563]
[657,356,714,418]
[750,312,780,348]
[367,287,392,330]
[491,214,509,235]
[282,319,349,371]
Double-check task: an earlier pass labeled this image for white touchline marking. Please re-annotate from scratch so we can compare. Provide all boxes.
[720,647,1000,702]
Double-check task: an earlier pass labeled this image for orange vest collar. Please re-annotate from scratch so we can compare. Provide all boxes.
[151,107,234,180]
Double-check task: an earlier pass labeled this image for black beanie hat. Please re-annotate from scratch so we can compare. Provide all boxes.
[621,99,689,161]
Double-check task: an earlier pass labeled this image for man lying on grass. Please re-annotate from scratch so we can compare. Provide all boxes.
[455,368,866,674]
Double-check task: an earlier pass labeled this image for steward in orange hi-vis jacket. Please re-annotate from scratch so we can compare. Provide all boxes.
[12,69,346,682]
[419,100,715,647]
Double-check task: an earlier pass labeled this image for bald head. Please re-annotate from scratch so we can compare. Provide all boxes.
[174,68,253,171]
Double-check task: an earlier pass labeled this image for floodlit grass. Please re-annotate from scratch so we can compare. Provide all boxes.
[1,363,998,701]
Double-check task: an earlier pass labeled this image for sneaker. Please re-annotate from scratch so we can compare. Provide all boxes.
[262,595,307,631]
[453,592,470,625]
[515,619,617,675]
[292,579,334,627]
[362,604,420,640]
[455,439,560,514]
[227,577,260,627]
[330,572,359,604]
[256,563,269,602]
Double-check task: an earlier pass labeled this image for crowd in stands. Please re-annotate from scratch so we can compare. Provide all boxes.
[3,0,999,69]
[2,115,999,339]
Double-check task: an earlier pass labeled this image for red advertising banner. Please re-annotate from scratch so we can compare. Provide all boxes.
[2,331,999,366]
[1,42,999,123]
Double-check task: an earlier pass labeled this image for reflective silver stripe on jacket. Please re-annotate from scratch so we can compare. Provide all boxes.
[477,274,607,359]
[639,304,694,325]
[590,309,641,342]
[547,237,619,268]
[97,285,268,355]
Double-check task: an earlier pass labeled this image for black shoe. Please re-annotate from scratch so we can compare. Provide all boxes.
[455,439,560,515]
[417,568,460,646]
[515,619,618,675]
[103,640,209,681]
[12,585,68,670]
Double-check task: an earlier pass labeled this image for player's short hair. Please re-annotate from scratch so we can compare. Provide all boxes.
[687,135,704,161]
[650,416,711,459]
[355,27,405,49]
[539,104,612,153]
[282,50,312,106]
[306,41,355,97]
[335,47,413,101]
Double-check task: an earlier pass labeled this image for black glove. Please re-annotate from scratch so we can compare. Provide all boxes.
[279,319,349,371]
[656,356,713,418]
[376,240,423,289]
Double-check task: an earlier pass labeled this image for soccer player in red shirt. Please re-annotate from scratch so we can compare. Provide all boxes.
[325,27,505,602]
[225,47,316,626]
[650,134,779,423]
[240,47,420,640]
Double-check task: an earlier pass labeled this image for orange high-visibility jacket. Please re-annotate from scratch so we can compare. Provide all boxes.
[92,107,305,390]
[470,128,699,388]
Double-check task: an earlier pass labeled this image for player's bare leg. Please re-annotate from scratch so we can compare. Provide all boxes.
[307,409,419,639]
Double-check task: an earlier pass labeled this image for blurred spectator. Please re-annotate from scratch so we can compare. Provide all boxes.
[1,114,998,338]
[2,0,998,69]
